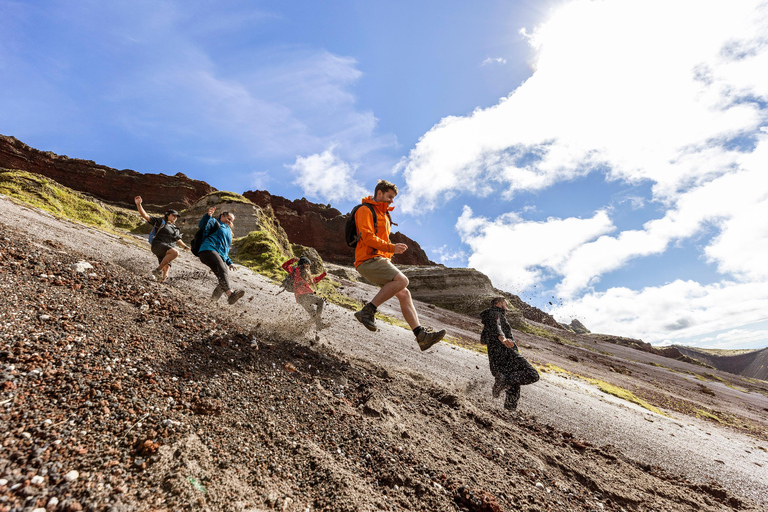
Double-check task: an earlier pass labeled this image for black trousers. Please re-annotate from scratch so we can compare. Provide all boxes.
[198,250,231,292]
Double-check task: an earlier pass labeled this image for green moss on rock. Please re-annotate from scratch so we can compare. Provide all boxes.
[0,169,144,232]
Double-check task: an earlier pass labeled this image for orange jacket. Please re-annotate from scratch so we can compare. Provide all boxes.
[354,196,395,268]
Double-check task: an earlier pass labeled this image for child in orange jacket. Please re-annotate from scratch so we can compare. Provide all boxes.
[282,256,328,329]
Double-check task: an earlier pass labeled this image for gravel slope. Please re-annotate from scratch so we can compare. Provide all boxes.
[1,195,767,511]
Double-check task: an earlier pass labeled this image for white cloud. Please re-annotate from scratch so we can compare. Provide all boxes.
[551,279,768,348]
[456,206,615,291]
[249,171,270,191]
[433,245,468,264]
[288,146,368,203]
[398,0,767,213]
[691,328,768,351]
[481,57,507,66]
[410,0,768,347]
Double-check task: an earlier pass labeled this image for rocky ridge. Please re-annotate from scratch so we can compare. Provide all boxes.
[0,135,214,211]
[402,266,561,329]
[243,190,433,266]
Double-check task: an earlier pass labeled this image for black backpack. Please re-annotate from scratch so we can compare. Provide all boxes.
[190,221,219,256]
[344,203,377,248]
[276,269,295,295]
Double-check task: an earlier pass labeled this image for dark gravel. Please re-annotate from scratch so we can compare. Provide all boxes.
[0,220,762,512]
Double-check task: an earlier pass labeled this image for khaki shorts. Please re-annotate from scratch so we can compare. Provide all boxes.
[356,257,401,286]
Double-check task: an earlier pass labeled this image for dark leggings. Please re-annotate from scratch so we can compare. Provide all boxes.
[297,294,325,317]
[198,250,231,292]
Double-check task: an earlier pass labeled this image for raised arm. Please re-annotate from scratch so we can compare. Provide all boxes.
[282,257,297,271]
[134,196,151,223]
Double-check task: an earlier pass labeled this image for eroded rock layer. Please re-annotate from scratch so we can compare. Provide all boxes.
[0,134,214,210]
[243,189,433,266]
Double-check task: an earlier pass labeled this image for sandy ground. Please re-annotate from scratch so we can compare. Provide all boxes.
[2,195,767,510]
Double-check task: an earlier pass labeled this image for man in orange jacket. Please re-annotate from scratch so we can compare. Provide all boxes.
[353,180,446,351]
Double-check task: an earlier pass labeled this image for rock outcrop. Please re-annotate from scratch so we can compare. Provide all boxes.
[565,319,590,334]
[402,266,562,328]
[0,134,214,210]
[177,192,279,241]
[178,192,298,280]
[243,189,434,266]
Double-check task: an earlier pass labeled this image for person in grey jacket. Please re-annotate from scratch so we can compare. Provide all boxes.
[197,206,245,305]
[134,196,190,282]
[480,297,539,411]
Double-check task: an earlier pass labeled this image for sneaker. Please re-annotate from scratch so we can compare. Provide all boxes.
[211,285,224,302]
[416,327,446,351]
[354,303,377,332]
[151,268,163,280]
[492,375,509,399]
[227,290,245,305]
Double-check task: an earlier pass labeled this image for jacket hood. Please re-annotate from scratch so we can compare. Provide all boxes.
[362,195,395,213]
[480,305,505,321]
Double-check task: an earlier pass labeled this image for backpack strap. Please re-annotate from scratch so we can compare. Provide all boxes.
[359,203,378,236]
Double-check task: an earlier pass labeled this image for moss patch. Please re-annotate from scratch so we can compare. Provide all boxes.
[197,190,253,205]
[542,364,665,416]
[443,335,488,355]
[231,231,289,280]
[315,280,362,311]
[0,169,144,233]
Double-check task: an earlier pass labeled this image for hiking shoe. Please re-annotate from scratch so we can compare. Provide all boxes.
[151,268,163,281]
[354,303,377,332]
[211,285,224,302]
[416,327,446,351]
[504,384,521,410]
[227,290,245,305]
[492,376,509,399]
[503,396,519,411]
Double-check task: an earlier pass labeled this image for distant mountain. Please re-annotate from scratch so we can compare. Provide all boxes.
[671,346,768,380]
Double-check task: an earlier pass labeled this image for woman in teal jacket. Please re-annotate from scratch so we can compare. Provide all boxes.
[197,206,245,305]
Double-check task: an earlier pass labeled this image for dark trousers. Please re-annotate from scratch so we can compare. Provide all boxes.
[198,250,231,292]
[297,293,324,317]
[488,345,539,405]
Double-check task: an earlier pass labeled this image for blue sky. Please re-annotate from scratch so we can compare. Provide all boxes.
[2,0,768,349]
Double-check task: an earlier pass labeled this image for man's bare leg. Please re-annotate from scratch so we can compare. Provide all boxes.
[370,273,409,308]
[395,287,419,329]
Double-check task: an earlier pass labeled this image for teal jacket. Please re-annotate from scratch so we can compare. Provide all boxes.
[198,214,233,265]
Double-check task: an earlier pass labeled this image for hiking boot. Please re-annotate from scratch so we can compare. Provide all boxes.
[227,289,245,305]
[416,327,446,351]
[354,303,377,332]
[211,284,224,302]
[503,395,518,411]
[151,268,163,281]
[492,375,509,399]
[504,384,521,410]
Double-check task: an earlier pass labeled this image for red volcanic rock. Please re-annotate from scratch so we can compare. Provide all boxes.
[0,135,214,210]
[243,189,434,266]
